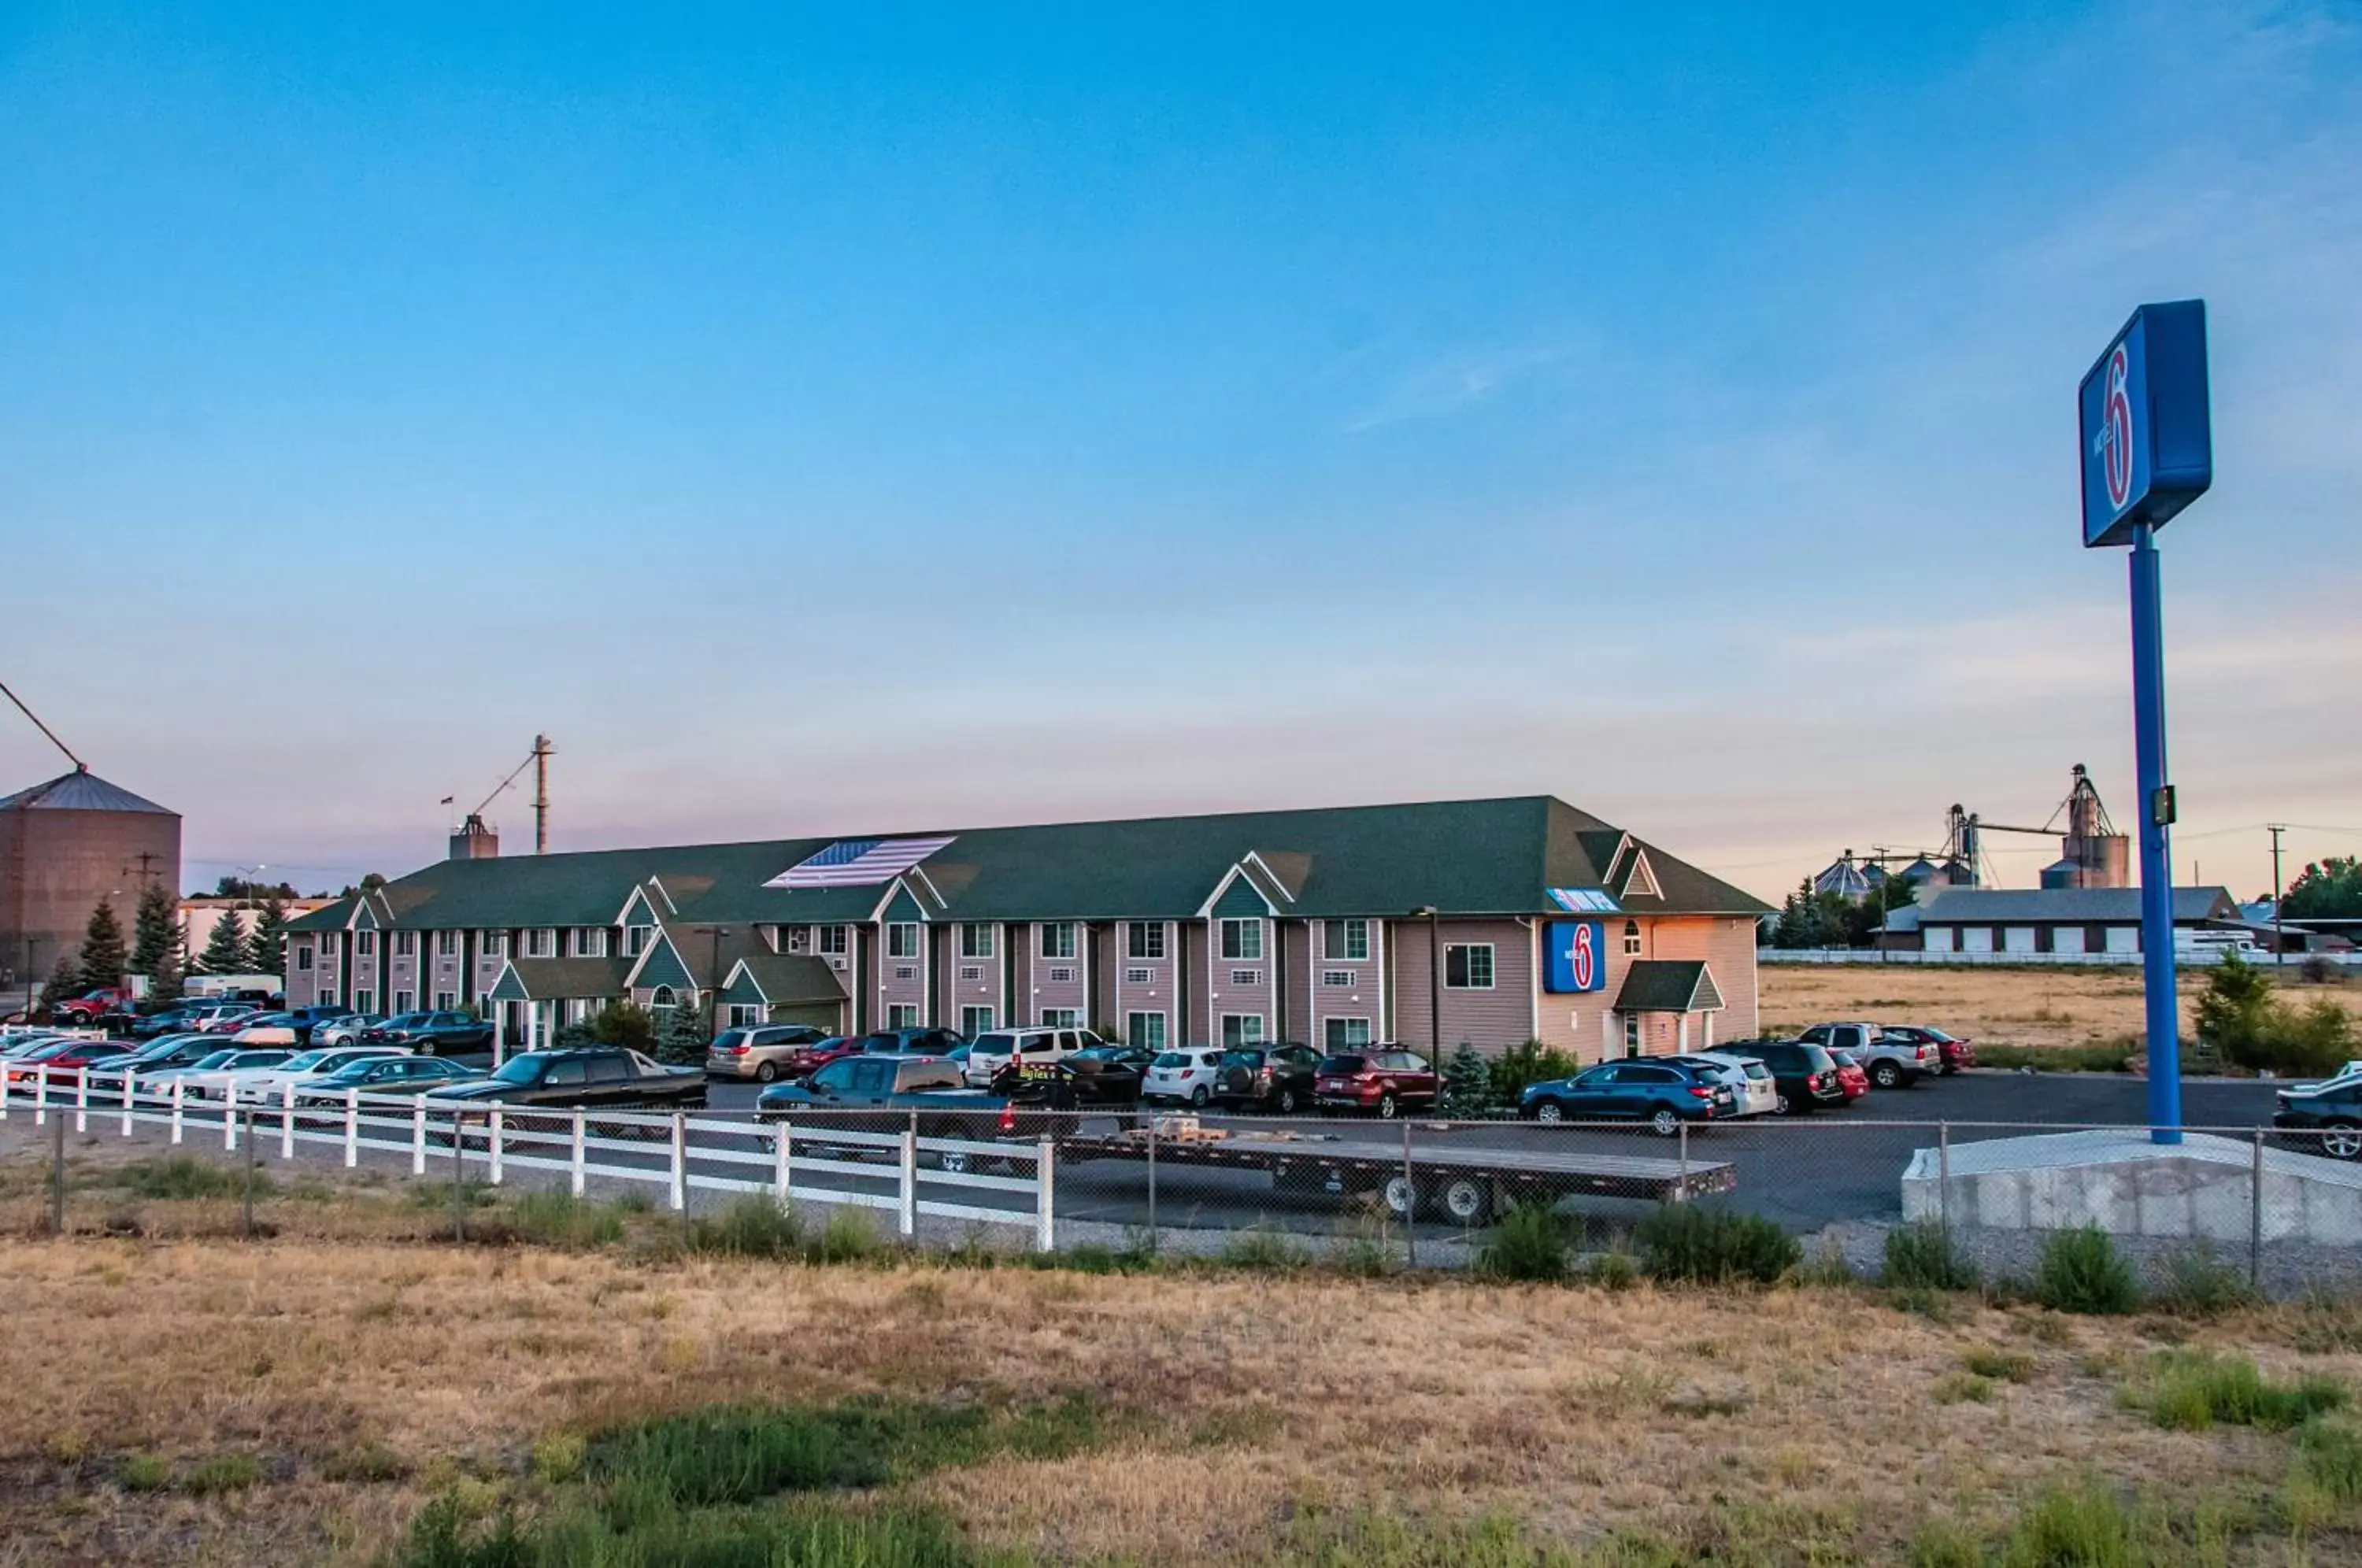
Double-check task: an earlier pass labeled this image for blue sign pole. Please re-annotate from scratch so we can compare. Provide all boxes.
[2128,526,2181,1143]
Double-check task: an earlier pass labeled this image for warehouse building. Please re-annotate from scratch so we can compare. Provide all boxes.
[1897,885,2242,954]
[0,766,180,997]
[283,796,1768,1061]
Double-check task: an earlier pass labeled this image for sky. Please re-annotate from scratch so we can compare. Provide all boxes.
[2,2,2356,903]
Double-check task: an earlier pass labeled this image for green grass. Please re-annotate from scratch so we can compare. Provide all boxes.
[1961,1345,2036,1383]
[1218,1225,1311,1272]
[683,1195,807,1259]
[510,1191,628,1249]
[2034,1226,2141,1315]
[117,1453,169,1492]
[180,1453,265,1495]
[1633,1205,1800,1286]
[2149,1244,2257,1318]
[1881,1222,1979,1292]
[1474,1206,1572,1283]
[109,1155,265,1200]
[2126,1351,2345,1432]
[1933,1372,1994,1404]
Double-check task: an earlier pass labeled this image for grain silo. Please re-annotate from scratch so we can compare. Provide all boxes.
[0,765,181,994]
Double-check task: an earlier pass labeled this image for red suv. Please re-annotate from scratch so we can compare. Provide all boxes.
[1314,1048,1438,1119]
[779,1035,864,1080]
[1878,1025,1975,1074]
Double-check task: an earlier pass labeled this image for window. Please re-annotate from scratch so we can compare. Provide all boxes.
[482,931,505,959]
[651,985,677,1008]
[623,925,650,957]
[961,1005,996,1037]
[727,1004,761,1028]
[437,930,458,957]
[1324,1017,1373,1050]
[959,965,983,982]
[295,942,313,972]
[1124,967,1152,986]
[354,989,374,1014]
[394,931,416,957]
[528,929,556,958]
[1219,918,1263,960]
[1623,1014,1642,1054]
[356,930,376,956]
[1127,922,1166,960]
[1038,922,1076,960]
[433,991,455,1011]
[1229,968,1261,986]
[1127,1011,1168,1050]
[574,928,607,957]
[887,923,920,959]
[1321,971,1353,988]
[893,964,917,981]
[817,925,849,956]
[887,1004,920,1029]
[393,989,414,1013]
[1623,919,1642,956]
[785,926,809,952]
[1323,919,1370,961]
[1041,1008,1080,1028]
[960,923,995,959]
[1048,966,1075,983]
[1220,1014,1266,1048]
[1444,944,1495,989]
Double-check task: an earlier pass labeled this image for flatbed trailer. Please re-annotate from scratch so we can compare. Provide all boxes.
[1053,1124,1735,1225]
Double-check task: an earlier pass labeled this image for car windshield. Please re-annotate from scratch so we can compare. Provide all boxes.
[711,1030,749,1051]
[280,1050,330,1071]
[1072,1048,1120,1062]
[187,1050,238,1071]
[491,1056,547,1085]
[1920,1028,1957,1043]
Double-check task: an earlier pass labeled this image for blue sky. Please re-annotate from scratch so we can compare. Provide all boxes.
[3,2,2356,900]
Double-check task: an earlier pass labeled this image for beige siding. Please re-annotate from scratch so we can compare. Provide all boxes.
[1112,919,1179,1048]
[1646,915,1761,1041]
[878,919,928,1026]
[1180,922,1209,1044]
[1026,921,1089,1025]
[1394,918,1535,1055]
[1308,918,1384,1052]
[1205,915,1278,1045]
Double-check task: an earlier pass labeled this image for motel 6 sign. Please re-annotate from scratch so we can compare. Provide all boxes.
[2079,299,2212,548]
[1544,920,1606,994]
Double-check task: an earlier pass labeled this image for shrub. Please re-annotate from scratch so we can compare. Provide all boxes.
[513,1191,628,1249]
[2297,1419,2362,1505]
[1583,1249,1640,1292]
[118,1454,168,1492]
[1635,1205,1801,1286]
[1219,1226,1309,1272]
[2301,955,2341,986]
[1881,1222,1980,1292]
[1486,1039,1579,1104]
[1475,1206,1571,1283]
[2034,1226,2141,1315]
[2198,951,2356,1077]
[180,1453,263,1495]
[683,1196,802,1259]
[2130,1351,2345,1432]
[113,1156,261,1201]
[1963,1345,2036,1383]
[2149,1243,2256,1318]
[1441,1044,1499,1119]
[805,1207,881,1265]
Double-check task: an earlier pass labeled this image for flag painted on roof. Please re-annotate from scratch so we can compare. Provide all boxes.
[1546,887,1621,914]
[765,837,957,889]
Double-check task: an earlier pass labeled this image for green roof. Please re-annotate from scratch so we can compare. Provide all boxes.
[290,797,1770,934]
[488,957,635,1002]
[727,955,849,1007]
[1612,960,1724,1014]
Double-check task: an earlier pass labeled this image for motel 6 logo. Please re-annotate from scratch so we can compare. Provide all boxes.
[1565,923,1597,990]
[2100,343,2134,511]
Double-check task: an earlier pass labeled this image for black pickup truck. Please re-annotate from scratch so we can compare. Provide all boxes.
[753,1053,1100,1150]
[430,1047,708,1117]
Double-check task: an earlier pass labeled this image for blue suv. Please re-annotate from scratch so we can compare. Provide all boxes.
[1519,1059,1735,1136]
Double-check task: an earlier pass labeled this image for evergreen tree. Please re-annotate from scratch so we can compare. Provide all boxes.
[197,909,252,975]
[653,997,711,1063]
[41,949,80,1013]
[1441,1043,1498,1119]
[76,899,129,992]
[150,946,185,1006]
[130,883,179,977]
[2194,951,2274,1063]
[250,895,289,979]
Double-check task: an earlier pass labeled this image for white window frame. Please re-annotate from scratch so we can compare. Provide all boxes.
[1622,920,1642,956]
[1444,943,1496,989]
[1219,918,1264,961]
[1127,921,1166,960]
[1623,1013,1642,1054]
[887,1004,920,1029]
[1041,1008,1081,1028]
[481,931,506,959]
[575,928,608,958]
[1324,1016,1372,1050]
[1038,922,1076,960]
[1324,919,1369,961]
[652,985,678,1008]
[354,989,374,1014]
[887,923,920,959]
[393,989,414,1014]
[437,930,458,957]
[294,942,313,972]
[622,925,650,957]
[1127,1011,1168,1050]
[961,1004,996,1037]
[433,990,455,1011]
[961,923,995,960]
[817,925,849,956]
[528,929,557,958]
[394,931,416,957]
[1220,1013,1267,1048]
[727,1004,761,1028]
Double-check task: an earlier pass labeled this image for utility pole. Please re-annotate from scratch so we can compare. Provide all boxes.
[2269,824,2287,967]
[531,735,552,855]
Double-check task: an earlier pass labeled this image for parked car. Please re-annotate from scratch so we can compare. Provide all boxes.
[1210,1043,1321,1115]
[361,1011,494,1056]
[294,1055,486,1108]
[1143,1048,1225,1107]
[4,1036,138,1085]
[2274,1078,2362,1159]
[1876,1024,1975,1074]
[1723,1041,1848,1113]
[50,987,138,1026]
[285,1004,357,1044]
[1825,1048,1871,1103]
[778,1035,864,1080]
[428,1048,707,1111]
[194,1006,268,1035]
[227,1046,416,1104]
[0,1032,72,1059]
[1672,1052,1779,1117]
[169,1047,298,1099]
[1519,1059,1735,1134]
[1797,1023,1932,1090]
[963,1027,1102,1088]
[84,1033,221,1087]
[705,1023,831,1083]
[313,1015,383,1048]
[1312,1048,1438,1118]
[131,1004,220,1039]
[857,1026,968,1056]
[1060,1045,1157,1107]
[756,1054,1073,1161]
[231,1012,303,1046]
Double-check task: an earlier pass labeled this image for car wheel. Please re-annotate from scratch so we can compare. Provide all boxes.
[1377,1093,1399,1120]
[2322,1122,2362,1160]
[1772,1093,1794,1115]
[754,1061,779,1084]
[1532,1099,1565,1125]
[1649,1107,1683,1138]
[1190,1085,1210,1108]
[1871,1061,1904,1090]
[1439,1176,1492,1226]
[1275,1086,1300,1115]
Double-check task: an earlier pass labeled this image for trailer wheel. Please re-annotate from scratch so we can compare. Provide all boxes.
[1438,1176,1492,1226]
[1382,1172,1423,1220]
[937,1148,973,1175]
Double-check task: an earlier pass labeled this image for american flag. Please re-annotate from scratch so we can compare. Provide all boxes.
[765,836,957,889]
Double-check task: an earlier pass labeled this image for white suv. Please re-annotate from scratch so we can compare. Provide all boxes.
[963,1026,1101,1087]
[1143,1048,1225,1107]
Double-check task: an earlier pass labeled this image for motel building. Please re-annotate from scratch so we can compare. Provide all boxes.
[281,797,1768,1062]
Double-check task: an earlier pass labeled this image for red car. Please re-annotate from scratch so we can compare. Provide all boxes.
[779,1035,864,1080]
[1826,1049,1871,1103]
[1313,1048,1439,1118]
[1878,1025,1975,1074]
[5,1037,135,1085]
[50,987,138,1026]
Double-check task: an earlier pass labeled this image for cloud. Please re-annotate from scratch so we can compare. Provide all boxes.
[1338,342,1579,433]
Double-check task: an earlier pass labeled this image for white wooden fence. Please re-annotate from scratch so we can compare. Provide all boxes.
[0,1065,1054,1250]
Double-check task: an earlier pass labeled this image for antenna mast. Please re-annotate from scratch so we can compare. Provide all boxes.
[0,677,85,772]
[533,735,552,854]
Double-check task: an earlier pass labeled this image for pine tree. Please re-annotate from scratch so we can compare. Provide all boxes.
[1441,1044,1498,1119]
[42,949,80,1013]
[130,883,178,977]
[76,899,129,993]
[197,909,253,975]
[250,895,289,980]
[653,996,711,1063]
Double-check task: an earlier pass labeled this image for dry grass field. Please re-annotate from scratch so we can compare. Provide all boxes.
[1762,962,2362,1055]
[8,1155,2362,1565]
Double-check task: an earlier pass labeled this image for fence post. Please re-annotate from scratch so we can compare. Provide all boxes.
[488,1109,505,1185]
[280,1081,296,1161]
[668,1113,686,1212]
[35,1064,50,1128]
[899,1122,918,1238]
[50,1109,65,1234]
[772,1122,791,1210]
[1401,1118,1417,1270]
[1146,1118,1159,1252]
[344,1089,360,1168]
[242,1111,257,1239]
[1035,1134,1055,1253]
[222,1078,235,1150]
[451,1111,467,1243]
[120,1071,135,1137]
[170,1078,184,1145]
[411,1096,428,1177]
[2250,1127,2266,1293]
[75,1067,89,1133]
[1938,1122,1952,1236]
[1678,1121,1690,1191]
[570,1110,586,1198]
[1,1056,10,1119]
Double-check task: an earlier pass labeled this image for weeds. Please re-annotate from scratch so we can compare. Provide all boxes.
[1880,1222,1979,1292]
[1634,1205,1800,1286]
[1219,1226,1310,1272]
[511,1191,628,1249]
[2149,1244,2256,1318]
[110,1156,263,1201]
[1933,1372,1993,1404]
[180,1453,264,1495]
[1961,1345,2035,1383]
[683,1195,804,1259]
[2034,1226,2141,1315]
[1475,1206,1572,1283]
[1582,1250,1641,1292]
[2126,1350,2345,1432]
